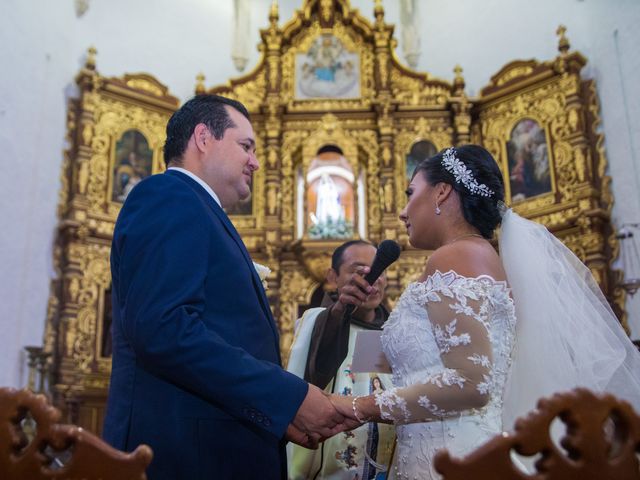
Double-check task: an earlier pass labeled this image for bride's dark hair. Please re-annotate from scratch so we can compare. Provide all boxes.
[413,144,505,239]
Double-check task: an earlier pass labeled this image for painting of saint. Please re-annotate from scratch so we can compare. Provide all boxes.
[296,34,360,99]
[112,129,153,203]
[506,119,552,202]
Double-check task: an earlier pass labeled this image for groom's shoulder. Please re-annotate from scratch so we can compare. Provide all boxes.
[129,172,200,202]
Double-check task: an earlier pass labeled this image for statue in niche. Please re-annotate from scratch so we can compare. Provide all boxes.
[383,181,394,213]
[305,147,355,239]
[308,173,354,239]
[314,174,344,224]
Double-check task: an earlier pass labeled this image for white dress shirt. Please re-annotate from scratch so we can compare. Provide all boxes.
[167,167,222,207]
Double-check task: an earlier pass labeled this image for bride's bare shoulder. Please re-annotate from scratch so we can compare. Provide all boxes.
[424,239,506,282]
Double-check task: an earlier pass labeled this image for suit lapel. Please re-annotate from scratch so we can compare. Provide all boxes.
[166,171,281,357]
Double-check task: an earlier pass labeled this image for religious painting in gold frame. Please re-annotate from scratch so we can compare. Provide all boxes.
[280,19,375,111]
[109,129,154,204]
[504,118,556,205]
[295,33,360,99]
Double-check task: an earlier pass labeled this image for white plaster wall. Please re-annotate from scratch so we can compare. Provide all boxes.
[1,0,638,388]
[0,1,77,389]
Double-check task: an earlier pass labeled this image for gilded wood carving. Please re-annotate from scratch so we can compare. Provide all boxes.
[47,47,179,431]
[47,3,624,434]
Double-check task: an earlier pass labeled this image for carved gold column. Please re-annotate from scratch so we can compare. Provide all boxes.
[52,47,102,407]
[451,66,472,146]
[260,3,288,343]
[559,28,623,323]
[372,0,402,296]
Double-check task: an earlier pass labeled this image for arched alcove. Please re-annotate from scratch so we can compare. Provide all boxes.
[304,146,355,239]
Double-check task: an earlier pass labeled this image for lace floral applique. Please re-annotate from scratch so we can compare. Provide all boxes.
[423,368,466,389]
[467,354,490,368]
[418,395,447,417]
[375,388,411,422]
[468,354,494,395]
[433,319,471,353]
[475,374,493,396]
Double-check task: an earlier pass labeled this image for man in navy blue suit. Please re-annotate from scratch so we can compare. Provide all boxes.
[103,95,355,479]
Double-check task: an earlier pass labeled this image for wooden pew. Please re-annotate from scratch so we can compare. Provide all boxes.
[0,387,152,480]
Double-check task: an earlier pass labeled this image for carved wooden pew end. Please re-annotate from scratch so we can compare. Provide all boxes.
[0,387,152,480]
[434,388,640,480]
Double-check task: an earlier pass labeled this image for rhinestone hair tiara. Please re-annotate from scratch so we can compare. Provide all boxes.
[441,147,495,197]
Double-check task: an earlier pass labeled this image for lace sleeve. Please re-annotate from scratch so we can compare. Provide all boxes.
[374,277,494,424]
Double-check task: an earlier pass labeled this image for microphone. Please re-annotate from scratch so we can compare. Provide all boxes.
[344,239,402,319]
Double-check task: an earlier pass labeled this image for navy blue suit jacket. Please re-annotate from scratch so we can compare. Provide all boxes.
[103,170,308,479]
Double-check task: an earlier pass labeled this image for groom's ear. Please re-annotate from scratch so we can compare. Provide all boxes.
[193,123,212,153]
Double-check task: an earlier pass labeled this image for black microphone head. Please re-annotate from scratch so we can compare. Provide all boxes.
[377,240,402,264]
[364,240,401,284]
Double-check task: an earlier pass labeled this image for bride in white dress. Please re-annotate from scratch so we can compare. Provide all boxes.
[329,145,640,480]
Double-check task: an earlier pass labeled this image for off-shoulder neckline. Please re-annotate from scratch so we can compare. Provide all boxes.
[411,269,510,289]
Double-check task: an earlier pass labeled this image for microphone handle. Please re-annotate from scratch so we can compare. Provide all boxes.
[344,302,357,319]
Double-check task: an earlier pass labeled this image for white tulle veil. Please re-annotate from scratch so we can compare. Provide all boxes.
[499,208,640,428]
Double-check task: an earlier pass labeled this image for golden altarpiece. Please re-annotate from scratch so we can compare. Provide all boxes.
[46,0,625,433]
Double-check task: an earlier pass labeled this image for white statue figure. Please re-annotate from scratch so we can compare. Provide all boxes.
[315,173,344,224]
[400,0,421,69]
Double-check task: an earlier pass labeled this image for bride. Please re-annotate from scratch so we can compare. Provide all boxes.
[329,145,640,479]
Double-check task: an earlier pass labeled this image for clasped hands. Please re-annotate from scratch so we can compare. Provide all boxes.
[286,384,367,449]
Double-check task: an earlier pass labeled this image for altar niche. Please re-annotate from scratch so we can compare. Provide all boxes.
[303,145,357,240]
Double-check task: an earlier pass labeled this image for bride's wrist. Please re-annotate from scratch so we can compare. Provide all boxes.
[352,395,379,422]
[351,396,367,423]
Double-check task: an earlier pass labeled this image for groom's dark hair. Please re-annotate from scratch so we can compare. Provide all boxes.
[163,94,250,167]
[413,145,505,239]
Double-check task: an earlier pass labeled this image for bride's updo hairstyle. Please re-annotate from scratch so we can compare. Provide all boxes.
[413,145,505,239]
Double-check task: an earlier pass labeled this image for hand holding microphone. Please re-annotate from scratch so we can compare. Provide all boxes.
[334,240,401,320]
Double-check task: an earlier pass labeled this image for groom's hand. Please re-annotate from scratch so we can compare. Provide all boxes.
[292,384,346,440]
[285,424,319,450]
[329,394,359,421]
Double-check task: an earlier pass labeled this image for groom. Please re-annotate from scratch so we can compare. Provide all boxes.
[103,94,352,479]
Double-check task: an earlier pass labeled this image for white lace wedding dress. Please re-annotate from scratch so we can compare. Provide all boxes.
[375,270,517,480]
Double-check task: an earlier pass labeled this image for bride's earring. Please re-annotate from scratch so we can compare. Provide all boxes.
[435,204,441,215]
